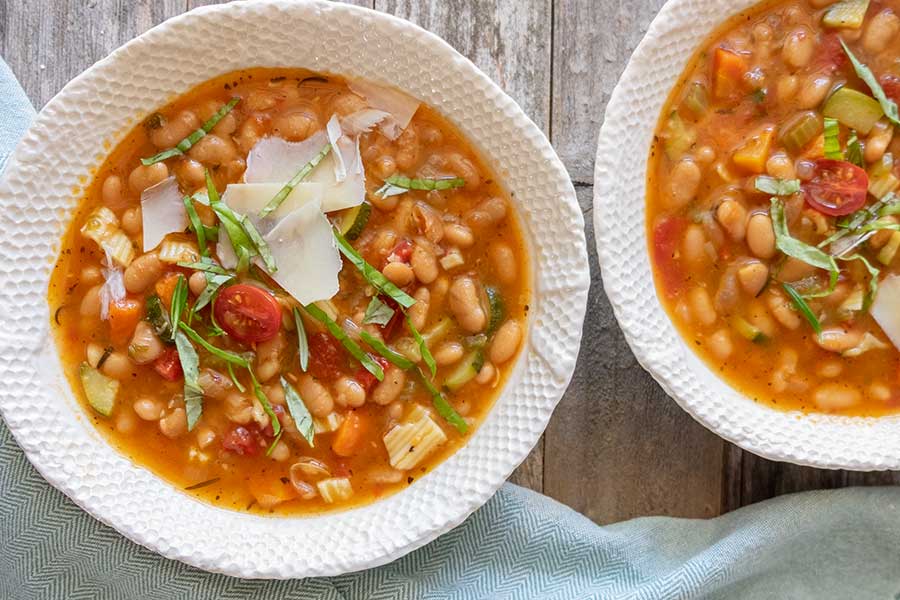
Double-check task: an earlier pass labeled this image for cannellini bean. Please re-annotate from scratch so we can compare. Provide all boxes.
[272,110,319,141]
[666,159,701,209]
[128,162,168,194]
[782,26,815,68]
[187,134,238,166]
[407,287,430,331]
[449,276,486,333]
[813,383,861,411]
[255,331,286,382]
[80,285,102,318]
[816,327,863,353]
[466,197,507,229]
[716,200,747,241]
[447,153,480,189]
[434,341,465,366]
[195,99,237,135]
[443,223,475,248]
[746,300,777,337]
[778,257,816,282]
[865,120,894,164]
[123,253,162,294]
[189,271,207,296]
[100,351,133,380]
[737,262,769,296]
[490,320,523,364]
[383,261,415,287]
[128,321,164,365]
[396,127,420,171]
[299,376,334,417]
[682,224,708,267]
[475,362,496,385]
[796,74,832,109]
[413,202,443,243]
[115,411,137,434]
[159,407,188,439]
[490,243,517,285]
[175,158,206,189]
[372,366,406,405]
[121,206,142,236]
[101,175,127,211]
[269,441,291,462]
[134,397,165,421]
[196,426,217,449]
[225,393,254,424]
[746,214,776,259]
[235,114,267,155]
[150,110,199,149]
[767,289,801,330]
[86,342,104,368]
[817,360,843,378]
[776,74,799,102]
[688,287,716,327]
[411,244,439,284]
[334,377,366,408]
[863,9,900,54]
[869,381,892,403]
[766,153,795,179]
[707,329,733,360]
[198,368,233,400]
[80,265,103,286]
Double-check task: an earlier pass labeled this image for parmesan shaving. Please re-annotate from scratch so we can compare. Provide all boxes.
[326,114,347,182]
[347,79,420,140]
[141,176,188,251]
[98,248,125,321]
[340,108,391,136]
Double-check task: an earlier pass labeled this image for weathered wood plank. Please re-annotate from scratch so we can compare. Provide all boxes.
[0,0,183,108]
[543,186,726,522]
[375,0,552,493]
[550,0,666,184]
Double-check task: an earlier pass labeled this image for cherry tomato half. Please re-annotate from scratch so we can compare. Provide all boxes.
[213,284,282,343]
[803,159,869,217]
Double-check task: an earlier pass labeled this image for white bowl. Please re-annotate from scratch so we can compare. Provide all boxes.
[0,0,589,578]
[595,0,900,471]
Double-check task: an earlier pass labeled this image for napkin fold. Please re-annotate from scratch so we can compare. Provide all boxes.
[2,57,899,600]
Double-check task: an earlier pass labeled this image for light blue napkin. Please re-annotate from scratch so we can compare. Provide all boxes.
[3,57,900,600]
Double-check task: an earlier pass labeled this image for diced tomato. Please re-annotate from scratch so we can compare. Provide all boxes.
[803,159,869,216]
[223,426,260,456]
[881,74,900,104]
[308,332,346,381]
[153,347,183,381]
[652,216,688,298]
[385,239,413,264]
[262,405,286,438]
[155,273,182,309]
[332,411,369,457]
[108,297,143,344]
[815,33,849,73]
[355,357,390,392]
[379,296,404,341]
[213,284,282,343]
[712,47,748,101]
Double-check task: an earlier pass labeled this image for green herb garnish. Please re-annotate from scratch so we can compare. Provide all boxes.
[333,230,415,308]
[755,176,801,196]
[416,367,468,434]
[265,431,283,457]
[293,307,309,372]
[281,376,314,447]
[146,294,173,343]
[170,274,189,329]
[823,117,843,159]
[304,302,385,381]
[375,175,466,198]
[846,130,864,167]
[845,254,880,310]
[359,330,414,370]
[249,371,281,436]
[362,296,395,326]
[771,198,839,290]
[406,314,437,377]
[183,196,209,258]
[141,98,240,165]
[174,330,204,430]
[782,283,822,334]
[841,40,900,126]
[240,214,277,273]
[258,143,332,218]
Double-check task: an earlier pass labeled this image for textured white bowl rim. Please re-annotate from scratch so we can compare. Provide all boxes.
[595,0,900,471]
[0,0,589,578]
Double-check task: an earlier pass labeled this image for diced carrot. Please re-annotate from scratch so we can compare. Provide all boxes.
[712,47,748,101]
[108,297,143,344]
[248,476,297,510]
[732,127,775,173]
[155,272,181,309]
[332,411,368,457]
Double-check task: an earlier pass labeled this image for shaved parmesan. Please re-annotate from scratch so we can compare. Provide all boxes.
[99,248,125,321]
[221,183,324,233]
[341,108,390,136]
[326,114,347,182]
[244,132,365,213]
[347,79,420,140]
[870,275,900,350]
[258,199,341,305]
[141,176,187,251]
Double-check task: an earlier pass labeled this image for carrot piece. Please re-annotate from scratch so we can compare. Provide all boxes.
[733,127,775,173]
[248,476,297,510]
[108,297,143,344]
[155,272,181,309]
[712,47,748,101]
[332,411,368,457]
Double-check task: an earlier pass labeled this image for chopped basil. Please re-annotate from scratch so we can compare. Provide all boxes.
[174,330,204,431]
[226,362,245,392]
[146,294,173,343]
[359,330,414,370]
[170,274,189,329]
[333,230,415,308]
[417,367,468,434]
[406,313,437,377]
[782,283,822,335]
[858,218,900,233]
[281,376,315,447]
[179,322,250,367]
[178,260,230,275]
[141,98,240,165]
[192,271,234,314]
[183,195,209,258]
[823,117,843,159]
[258,143,332,218]
[770,198,839,289]
[240,214,277,273]
[362,296,395,326]
[845,254,880,310]
[841,40,900,127]
[304,302,385,381]
[846,130,864,167]
[248,370,281,436]
[293,307,309,372]
[755,176,801,196]
[265,430,283,457]
[375,175,466,198]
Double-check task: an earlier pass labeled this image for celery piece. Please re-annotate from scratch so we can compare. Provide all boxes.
[779,112,822,154]
[661,111,696,161]
[823,0,870,29]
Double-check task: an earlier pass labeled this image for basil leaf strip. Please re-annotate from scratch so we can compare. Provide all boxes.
[258,143,332,218]
[770,198,839,290]
[359,330,414,370]
[141,98,240,165]
[265,431,284,457]
[293,307,309,372]
[179,322,250,367]
[845,254,880,311]
[375,175,466,198]
[146,294,173,343]
[193,272,234,314]
[416,367,468,434]
[178,260,230,275]
[841,40,900,127]
[174,330,204,431]
[362,295,395,326]
[782,283,822,335]
[249,370,281,436]
[183,195,209,258]
[405,313,437,377]
[755,176,801,196]
[303,302,385,381]
[846,131,864,167]
[333,230,415,308]
[823,117,843,159]
[281,376,315,447]
[170,274,189,329]
[240,214,277,273]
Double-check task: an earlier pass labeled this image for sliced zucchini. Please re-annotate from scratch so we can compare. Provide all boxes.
[779,112,822,154]
[682,82,709,118]
[485,287,505,335]
[660,111,697,161]
[338,202,371,241]
[823,87,883,135]
[79,362,119,417]
[731,316,766,343]
[444,350,485,392]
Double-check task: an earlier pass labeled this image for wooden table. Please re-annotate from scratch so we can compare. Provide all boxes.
[5,0,899,524]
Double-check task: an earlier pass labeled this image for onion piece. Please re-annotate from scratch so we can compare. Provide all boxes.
[141,176,187,252]
[98,248,125,321]
[347,79,420,140]
[340,108,390,136]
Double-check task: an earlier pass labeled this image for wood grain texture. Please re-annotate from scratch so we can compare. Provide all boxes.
[375,0,552,493]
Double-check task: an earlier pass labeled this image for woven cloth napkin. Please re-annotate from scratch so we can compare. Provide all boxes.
[4,57,900,600]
